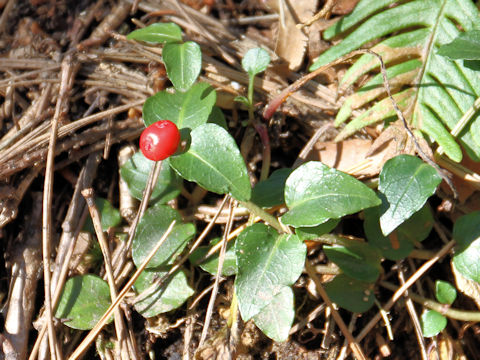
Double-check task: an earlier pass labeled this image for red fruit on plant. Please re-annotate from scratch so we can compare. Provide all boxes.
[139,120,181,161]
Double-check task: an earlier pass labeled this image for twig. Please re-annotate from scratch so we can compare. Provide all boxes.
[68,220,177,360]
[42,54,78,360]
[296,0,335,28]
[397,264,428,360]
[82,188,130,360]
[355,240,455,343]
[305,259,367,360]
[198,197,235,348]
[380,281,480,322]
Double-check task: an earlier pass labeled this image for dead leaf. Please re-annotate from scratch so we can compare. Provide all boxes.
[265,0,318,71]
[452,262,480,310]
[332,0,361,15]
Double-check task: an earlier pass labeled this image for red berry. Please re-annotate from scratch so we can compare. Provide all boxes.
[139,120,181,161]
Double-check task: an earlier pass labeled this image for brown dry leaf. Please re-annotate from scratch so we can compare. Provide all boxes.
[332,0,361,15]
[265,0,318,71]
[452,263,480,310]
[307,123,422,178]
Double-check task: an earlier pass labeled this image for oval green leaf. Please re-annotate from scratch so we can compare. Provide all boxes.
[163,41,202,92]
[282,161,380,227]
[55,275,111,330]
[296,219,340,241]
[120,152,182,204]
[132,203,195,268]
[242,48,271,76]
[324,274,375,313]
[126,22,182,44]
[83,198,121,233]
[379,155,441,236]
[170,123,251,201]
[252,286,294,342]
[421,310,447,337]
[189,238,237,276]
[324,241,382,282]
[143,82,216,129]
[365,205,433,260]
[251,168,292,208]
[435,280,457,305]
[452,211,480,283]
[235,223,306,321]
[134,267,194,318]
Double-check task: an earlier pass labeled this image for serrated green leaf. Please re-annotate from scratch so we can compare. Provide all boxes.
[452,211,480,283]
[438,30,480,60]
[189,238,237,276]
[314,0,480,162]
[379,155,441,235]
[170,123,251,201]
[252,286,294,342]
[281,162,380,227]
[251,168,292,208]
[435,280,457,305]
[120,152,182,204]
[83,198,121,233]
[55,275,111,330]
[143,82,216,129]
[421,310,447,337]
[126,23,182,44]
[324,274,375,313]
[296,219,340,241]
[235,224,306,321]
[324,242,382,282]
[365,205,433,260]
[134,267,194,318]
[163,41,202,92]
[132,203,195,268]
[242,48,271,76]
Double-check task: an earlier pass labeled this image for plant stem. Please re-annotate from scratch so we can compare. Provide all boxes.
[380,281,480,322]
[238,200,287,233]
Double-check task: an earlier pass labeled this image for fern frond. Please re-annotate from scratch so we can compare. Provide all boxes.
[311,0,480,162]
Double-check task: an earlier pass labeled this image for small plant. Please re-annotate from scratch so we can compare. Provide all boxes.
[56,14,480,356]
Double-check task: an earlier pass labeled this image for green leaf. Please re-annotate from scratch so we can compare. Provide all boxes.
[241,48,271,77]
[235,224,306,321]
[189,238,237,276]
[143,82,216,129]
[170,123,251,201]
[132,203,195,268]
[251,168,293,208]
[296,219,340,241]
[234,96,250,107]
[207,106,228,130]
[133,267,194,318]
[379,155,441,235]
[55,275,111,330]
[452,211,480,283]
[435,280,457,305]
[324,274,375,313]
[163,41,202,92]
[313,0,480,162]
[364,205,433,260]
[83,198,121,233]
[324,242,382,282]
[126,23,182,44]
[252,286,294,342]
[120,152,182,204]
[421,310,447,337]
[438,30,480,60]
[282,161,380,227]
